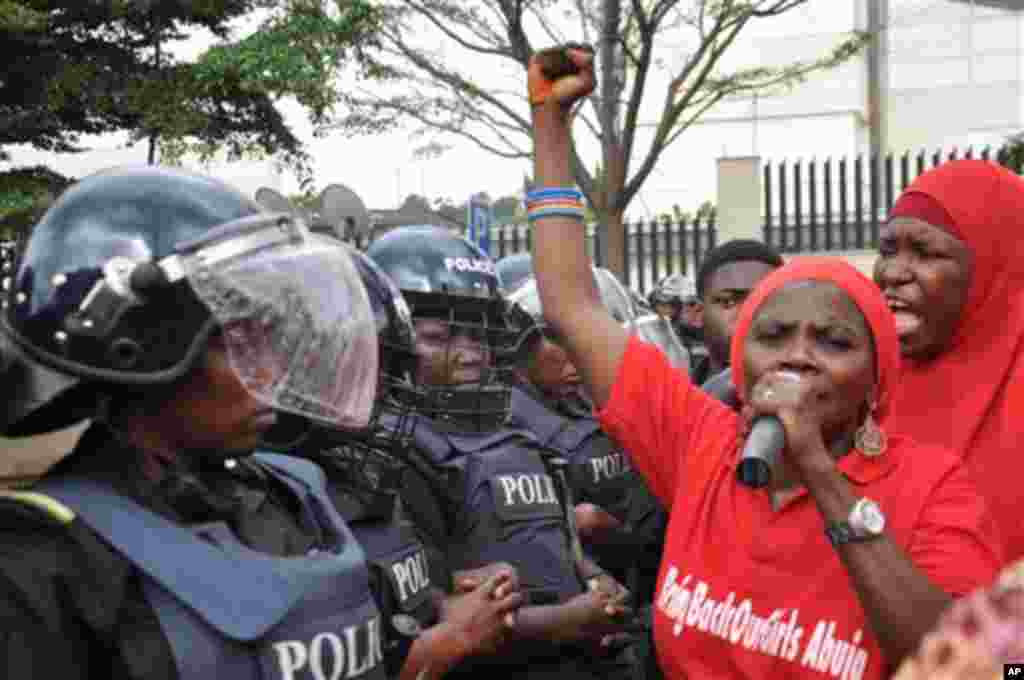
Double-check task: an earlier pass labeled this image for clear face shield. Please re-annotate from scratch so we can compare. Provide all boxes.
[169,215,379,429]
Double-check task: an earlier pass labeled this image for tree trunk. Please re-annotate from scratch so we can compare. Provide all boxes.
[597,0,626,281]
[147,14,161,165]
[600,207,627,283]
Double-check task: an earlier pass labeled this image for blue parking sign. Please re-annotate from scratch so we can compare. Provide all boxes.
[468,196,493,255]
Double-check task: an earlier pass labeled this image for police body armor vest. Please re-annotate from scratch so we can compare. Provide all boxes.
[508,386,633,517]
[409,417,584,605]
[344,496,438,678]
[38,453,386,680]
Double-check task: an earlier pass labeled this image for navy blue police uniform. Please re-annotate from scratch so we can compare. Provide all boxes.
[0,166,387,680]
[366,226,636,679]
[507,383,667,602]
[0,427,385,680]
[296,433,441,680]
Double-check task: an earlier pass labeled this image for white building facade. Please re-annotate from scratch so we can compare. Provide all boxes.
[638,0,1024,215]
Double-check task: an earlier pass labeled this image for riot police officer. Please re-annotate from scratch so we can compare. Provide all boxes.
[494,252,533,295]
[506,278,667,605]
[367,226,631,680]
[265,247,524,680]
[509,262,691,372]
[648,273,710,382]
[0,166,389,680]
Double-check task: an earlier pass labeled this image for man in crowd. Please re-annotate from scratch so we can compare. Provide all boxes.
[695,239,783,405]
[647,274,709,382]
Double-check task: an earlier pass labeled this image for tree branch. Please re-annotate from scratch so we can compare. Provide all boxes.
[620,16,656,181]
[380,29,532,132]
[400,0,512,58]
[750,0,810,17]
[528,4,567,45]
[574,0,596,44]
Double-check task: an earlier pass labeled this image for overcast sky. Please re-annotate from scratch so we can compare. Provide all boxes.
[1,7,541,212]
[6,1,1013,218]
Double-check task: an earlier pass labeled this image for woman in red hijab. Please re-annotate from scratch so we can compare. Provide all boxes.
[875,159,1024,561]
[525,43,1002,678]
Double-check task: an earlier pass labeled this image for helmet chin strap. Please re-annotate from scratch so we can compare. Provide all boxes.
[395,381,510,435]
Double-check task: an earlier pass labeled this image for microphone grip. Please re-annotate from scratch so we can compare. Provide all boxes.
[737,416,786,488]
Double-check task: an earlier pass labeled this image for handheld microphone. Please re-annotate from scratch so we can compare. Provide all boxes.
[736,416,785,488]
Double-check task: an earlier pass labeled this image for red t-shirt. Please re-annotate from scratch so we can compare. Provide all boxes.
[598,337,1003,680]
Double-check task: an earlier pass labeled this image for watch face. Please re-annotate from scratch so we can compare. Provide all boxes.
[859,501,886,534]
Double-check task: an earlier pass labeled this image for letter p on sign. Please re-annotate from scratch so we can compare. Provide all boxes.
[1006,664,1024,678]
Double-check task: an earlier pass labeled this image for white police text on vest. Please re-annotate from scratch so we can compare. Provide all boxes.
[391,550,430,603]
[272,617,383,680]
[498,474,559,507]
[589,452,631,484]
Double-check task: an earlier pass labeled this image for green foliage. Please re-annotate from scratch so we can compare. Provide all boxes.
[1002,133,1024,175]
[0,165,72,201]
[194,1,380,126]
[0,0,45,30]
[0,165,73,239]
[0,1,382,185]
[656,201,715,225]
[0,1,146,160]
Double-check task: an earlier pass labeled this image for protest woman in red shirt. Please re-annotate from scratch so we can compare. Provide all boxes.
[523,45,1002,678]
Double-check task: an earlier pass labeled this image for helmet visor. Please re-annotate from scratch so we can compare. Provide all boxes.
[178,219,378,430]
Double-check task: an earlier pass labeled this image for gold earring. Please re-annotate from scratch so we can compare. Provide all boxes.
[855,406,887,458]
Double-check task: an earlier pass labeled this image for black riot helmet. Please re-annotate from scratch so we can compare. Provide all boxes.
[495,252,533,295]
[0,241,15,375]
[2,166,262,382]
[509,268,693,372]
[366,225,523,432]
[347,245,416,410]
[509,266,638,331]
[266,246,432,519]
[1,165,380,436]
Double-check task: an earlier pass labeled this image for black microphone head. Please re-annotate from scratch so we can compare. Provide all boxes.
[737,457,772,488]
[737,416,786,489]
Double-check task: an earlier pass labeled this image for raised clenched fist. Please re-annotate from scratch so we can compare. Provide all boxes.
[527,43,596,108]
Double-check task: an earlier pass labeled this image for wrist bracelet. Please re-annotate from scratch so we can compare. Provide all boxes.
[526,187,585,223]
[526,188,583,204]
[527,208,585,223]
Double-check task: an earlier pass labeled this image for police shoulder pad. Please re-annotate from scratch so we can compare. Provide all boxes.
[0,490,76,525]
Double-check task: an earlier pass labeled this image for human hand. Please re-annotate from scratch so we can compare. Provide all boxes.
[528,44,596,110]
[575,503,624,540]
[439,571,524,658]
[586,571,630,601]
[890,631,1000,680]
[452,562,520,598]
[936,585,1024,663]
[546,588,632,644]
[745,370,831,474]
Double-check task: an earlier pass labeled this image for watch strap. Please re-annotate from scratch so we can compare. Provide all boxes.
[825,521,878,547]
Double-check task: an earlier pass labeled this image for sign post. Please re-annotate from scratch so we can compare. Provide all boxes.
[467,193,493,255]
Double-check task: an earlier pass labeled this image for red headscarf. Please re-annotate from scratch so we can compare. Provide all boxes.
[728,257,901,420]
[883,159,1024,560]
